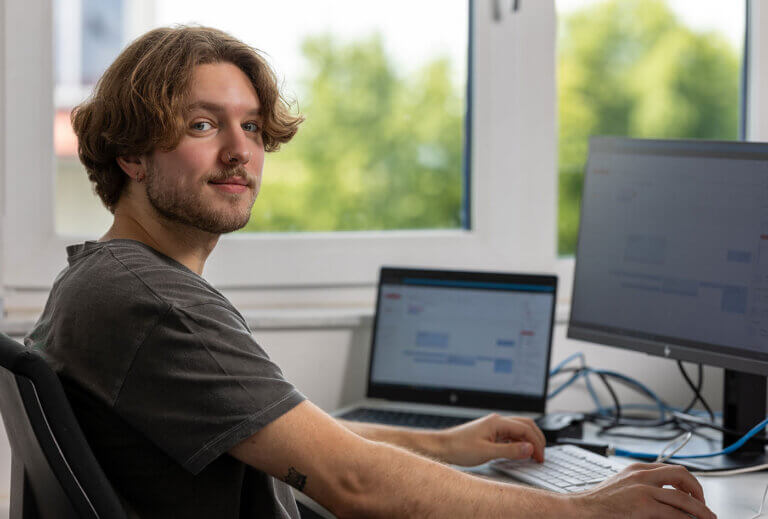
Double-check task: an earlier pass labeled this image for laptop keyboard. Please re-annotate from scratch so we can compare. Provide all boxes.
[338,408,473,429]
[491,444,627,493]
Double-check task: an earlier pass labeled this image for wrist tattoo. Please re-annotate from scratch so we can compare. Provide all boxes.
[282,467,307,491]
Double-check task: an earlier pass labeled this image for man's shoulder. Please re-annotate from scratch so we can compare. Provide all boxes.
[66,239,228,310]
[28,240,244,405]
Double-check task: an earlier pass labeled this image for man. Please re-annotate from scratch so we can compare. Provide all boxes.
[26,26,715,518]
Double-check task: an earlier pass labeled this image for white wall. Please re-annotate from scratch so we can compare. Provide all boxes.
[0,0,6,311]
[257,325,374,411]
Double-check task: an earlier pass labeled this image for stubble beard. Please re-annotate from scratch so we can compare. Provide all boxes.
[144,163,258,235]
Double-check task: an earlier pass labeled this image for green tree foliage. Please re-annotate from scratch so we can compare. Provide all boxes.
[242,35,465,233]
[558,0,741,254]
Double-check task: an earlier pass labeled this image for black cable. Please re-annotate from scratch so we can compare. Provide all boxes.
[677,361,716,422]
[553,367,674,433]
[597,409,768,443]
[679,362,702,414]
[672,410,768,443]
[552,367,624,423]
[595,371,621,426]
[598,419,732,443]
[550,363,726,440]
[552,366,668,427]
[553,365,700,439]
[598,428,685,442]
[548,358,768,444]
[599,373,668,421]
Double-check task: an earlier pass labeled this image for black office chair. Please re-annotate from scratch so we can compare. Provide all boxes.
[0,333,126,519]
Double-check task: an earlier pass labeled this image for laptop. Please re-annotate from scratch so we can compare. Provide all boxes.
[334,267,558,428]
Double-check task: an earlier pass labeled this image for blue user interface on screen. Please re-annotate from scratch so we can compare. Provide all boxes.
[370,279,555,396]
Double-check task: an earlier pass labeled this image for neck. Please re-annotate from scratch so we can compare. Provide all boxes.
[101,197,219,276]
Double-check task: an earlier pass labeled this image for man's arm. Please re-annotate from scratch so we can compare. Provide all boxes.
[337,414,546,466]
[230,401,715,519]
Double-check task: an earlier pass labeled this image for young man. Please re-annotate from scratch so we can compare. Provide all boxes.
[26,27,715,519]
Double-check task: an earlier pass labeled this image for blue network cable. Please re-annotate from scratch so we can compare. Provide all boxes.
[549,352,586,375]
[549,353,606,413]
[548,352,766,460]
[614,416,768,460]
[549,354,671,420]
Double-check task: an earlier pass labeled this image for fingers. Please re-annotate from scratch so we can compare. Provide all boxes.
[494,416,545,449]
[652,487,716,519]
[494,441,535,460]
[625,462,667,471]
[586,463,714,519]
[514,416,547,449]
[638,465,706,504]
[653,504,704,519]
[489,415,545,462]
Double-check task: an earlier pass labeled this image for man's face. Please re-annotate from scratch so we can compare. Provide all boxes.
[144,62,265,234]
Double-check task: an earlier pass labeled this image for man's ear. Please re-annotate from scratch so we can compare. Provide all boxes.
[116,156,146,183]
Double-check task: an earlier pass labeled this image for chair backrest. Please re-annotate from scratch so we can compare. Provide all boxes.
[0,333,126,519]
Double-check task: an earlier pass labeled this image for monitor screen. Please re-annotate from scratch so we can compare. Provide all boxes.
[569,137,768,375]
[368,268,557,410]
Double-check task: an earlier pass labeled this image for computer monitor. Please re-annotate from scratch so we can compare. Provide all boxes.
[568,136,768,466]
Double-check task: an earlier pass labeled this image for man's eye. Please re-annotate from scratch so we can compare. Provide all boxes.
[191,121,212,131]
[243,122,261,133]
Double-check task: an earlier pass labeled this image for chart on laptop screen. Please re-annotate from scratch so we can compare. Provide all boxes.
[370,281,554,396]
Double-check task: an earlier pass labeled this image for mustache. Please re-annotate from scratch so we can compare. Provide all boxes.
[206,167,254,187]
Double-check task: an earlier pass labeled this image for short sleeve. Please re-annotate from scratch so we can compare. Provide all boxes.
[113,302,305,474]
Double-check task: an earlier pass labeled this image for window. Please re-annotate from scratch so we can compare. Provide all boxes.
[54,0,125,235]
[53,0,469,236]
[556,0,747,256]
[6,2,768,295]
[4,1,559,291]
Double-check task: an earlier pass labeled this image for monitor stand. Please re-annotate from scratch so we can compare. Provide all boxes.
[672,369,768,472]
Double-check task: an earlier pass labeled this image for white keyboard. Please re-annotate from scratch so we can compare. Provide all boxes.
[491,444,628,493]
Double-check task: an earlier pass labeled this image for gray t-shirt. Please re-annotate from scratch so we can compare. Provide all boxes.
[25,240,306,518]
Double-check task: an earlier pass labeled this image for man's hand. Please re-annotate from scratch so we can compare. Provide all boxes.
[568,462,716,519]
[435,413,546,466]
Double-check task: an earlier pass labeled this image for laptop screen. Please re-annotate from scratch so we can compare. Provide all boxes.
[367,267,557,412]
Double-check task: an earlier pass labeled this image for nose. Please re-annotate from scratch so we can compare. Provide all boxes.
[222,149,252,166]
[220,130,252,166]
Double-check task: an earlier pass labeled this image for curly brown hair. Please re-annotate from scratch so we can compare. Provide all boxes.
[72,25,303,212]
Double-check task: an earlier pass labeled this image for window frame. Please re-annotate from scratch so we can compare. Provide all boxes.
[747,0,768,143]
[1,0,558,293]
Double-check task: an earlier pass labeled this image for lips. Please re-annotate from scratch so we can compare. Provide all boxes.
[208,175,252,195]
[209,176,249,186]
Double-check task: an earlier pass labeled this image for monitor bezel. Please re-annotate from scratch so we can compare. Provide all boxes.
[367,266,558,413]
[568,136,768,377]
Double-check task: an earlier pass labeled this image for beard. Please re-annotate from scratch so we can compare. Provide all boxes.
[144,163,258,234]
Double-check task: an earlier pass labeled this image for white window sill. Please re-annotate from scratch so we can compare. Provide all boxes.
[239,307,374,330]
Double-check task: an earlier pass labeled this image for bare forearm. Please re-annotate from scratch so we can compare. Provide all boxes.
[337,414,546,468]
[337,419,446,460]
[333,438,569,519]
